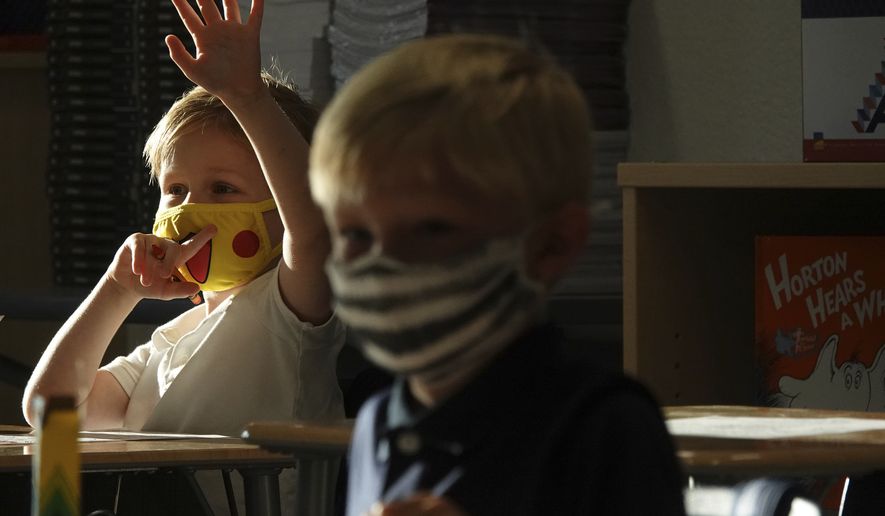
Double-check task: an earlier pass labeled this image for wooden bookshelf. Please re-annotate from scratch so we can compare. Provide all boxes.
[619,162,885,405]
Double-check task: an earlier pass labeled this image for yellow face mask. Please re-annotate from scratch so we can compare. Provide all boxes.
[152,198,282,292]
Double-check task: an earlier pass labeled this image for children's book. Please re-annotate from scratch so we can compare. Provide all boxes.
[755,236,885,411]
[802,1,885,161]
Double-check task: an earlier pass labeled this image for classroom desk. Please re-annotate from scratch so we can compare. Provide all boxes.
[245,407,885,478]
[242,406,885,513]
[0,426,293,515]
[242,419,353,516]
[665,405,885,478]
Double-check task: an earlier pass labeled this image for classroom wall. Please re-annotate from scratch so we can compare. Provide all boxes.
[0,0,806,424]
[625,0,802,162]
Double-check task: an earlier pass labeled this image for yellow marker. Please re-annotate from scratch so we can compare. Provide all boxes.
[32,396,80,516]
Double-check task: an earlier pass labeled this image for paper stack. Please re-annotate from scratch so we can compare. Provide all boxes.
[328,0,427,90]
[245,0,334,105]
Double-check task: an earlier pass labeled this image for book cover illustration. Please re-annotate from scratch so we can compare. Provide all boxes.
[802,1,885,161]
[756,236,885,411]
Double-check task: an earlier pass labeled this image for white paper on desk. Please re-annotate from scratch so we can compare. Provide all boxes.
[0,431,231,446]
[79,430,231,441]
[0,435,108,445]
[0,435,37,445]
[667,416,885,439]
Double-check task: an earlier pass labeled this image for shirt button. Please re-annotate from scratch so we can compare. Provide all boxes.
[396,432,422,455]
[376,439,390,463]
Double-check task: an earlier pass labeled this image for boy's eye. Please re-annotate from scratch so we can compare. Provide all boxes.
[416,220,456,237]
[338,227,374,259]
[212,183,236,194]
[167,184,187,196]
[340,227,373,244]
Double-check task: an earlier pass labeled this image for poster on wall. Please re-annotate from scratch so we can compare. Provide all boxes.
[755,236,885,411]
[802,1,885,161]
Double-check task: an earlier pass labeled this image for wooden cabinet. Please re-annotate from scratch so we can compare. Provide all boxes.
[619,163,885,405]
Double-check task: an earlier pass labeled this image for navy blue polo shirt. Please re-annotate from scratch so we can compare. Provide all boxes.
[346,325,686,515]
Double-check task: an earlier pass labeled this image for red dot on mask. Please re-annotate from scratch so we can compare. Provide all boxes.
[232,230,260,258]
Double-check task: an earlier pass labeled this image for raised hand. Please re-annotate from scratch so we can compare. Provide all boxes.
[107,224,218,301]
[165,0,333,325]
[166,0,265,106]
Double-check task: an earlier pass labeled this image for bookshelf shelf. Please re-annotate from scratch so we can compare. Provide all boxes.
[619,162,885,405]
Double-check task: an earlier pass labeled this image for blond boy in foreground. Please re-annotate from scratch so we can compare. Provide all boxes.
[309,35,687,515]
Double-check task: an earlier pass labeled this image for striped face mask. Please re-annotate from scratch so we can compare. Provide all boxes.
[326,236,545,386]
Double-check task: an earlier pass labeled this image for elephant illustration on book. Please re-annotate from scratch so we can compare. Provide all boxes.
[777,334,885,411]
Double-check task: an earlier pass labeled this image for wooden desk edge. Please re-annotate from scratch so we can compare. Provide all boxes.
[664,404,885,420]
[0,439,293,473]
[241,420,353,455]
[665,405,885,477]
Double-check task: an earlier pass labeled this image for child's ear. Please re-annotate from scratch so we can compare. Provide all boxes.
[526,201,590,286]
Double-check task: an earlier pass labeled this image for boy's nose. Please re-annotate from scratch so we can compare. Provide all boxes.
[338,233,427,264]
[183,192,206,204]
[343,239,407,263]
[375,239,423,264]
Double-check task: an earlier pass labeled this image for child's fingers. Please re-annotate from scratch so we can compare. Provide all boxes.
[196,0,223,25]
[151,244,166,261]
[170,0,205,33]
[247,0,264,30]
[178,224,218,264]
[151,245,180,281]
[222,0,241,23]
[142,238,172,287]
[371,494,465,516]
[128,234,148,278]
[136,236,178,287]
[166,35,197,76]
[161,278,201,300]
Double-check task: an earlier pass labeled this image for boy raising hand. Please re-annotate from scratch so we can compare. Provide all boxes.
[25,0,343,511]
[165,0,333,322]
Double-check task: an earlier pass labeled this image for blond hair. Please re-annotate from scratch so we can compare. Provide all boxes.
[310,34,593,219]
[144,71,318,180]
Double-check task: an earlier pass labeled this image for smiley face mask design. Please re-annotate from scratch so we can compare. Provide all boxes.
[152,198,282,292]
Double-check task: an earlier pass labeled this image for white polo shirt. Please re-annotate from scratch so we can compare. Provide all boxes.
[102,264,345,436]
